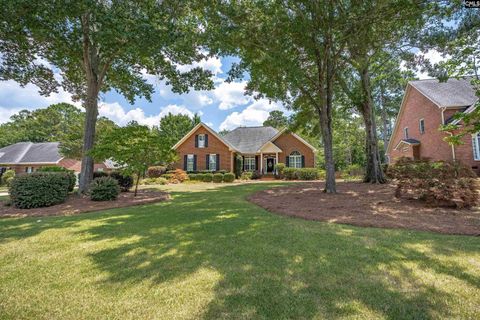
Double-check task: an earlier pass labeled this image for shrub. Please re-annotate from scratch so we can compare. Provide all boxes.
[251,170,262,180]
[89,177,120,201]
[223,172,235,183]
[93,171,109,179]
[203,173,213,182]
[275,163,286,175]
[388,158,478,208]
[240,172,252,180]
[213,173,224,183]
[10,172,70,208]
[283,167,300,180]
[37,166,76,192]
[298,168,320,180]
[216,170,228,174]
[188,173,198,180]
[1,169,15,187]
[168,169,188,184]
[147,166,167,178]
[235,154,243,178]
[195,173,205,181]
[110,172,133,192]
[140,177,168,185]
[345,164,364,177]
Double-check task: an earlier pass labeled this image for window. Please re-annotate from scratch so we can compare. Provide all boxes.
[186,154,194,172]
[289,151,302,168]
[472,133,480,161]
[419,119,425,134]
[404,127,409,139]
[25,166,34,173]
[244,157,255,171]
[209,154,216,171]
[96,168,104,172]
[198,134,205,148]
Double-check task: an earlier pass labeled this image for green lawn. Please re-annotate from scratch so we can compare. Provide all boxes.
[0,183,479,319]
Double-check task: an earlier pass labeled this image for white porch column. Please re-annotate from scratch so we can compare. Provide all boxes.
[275,152,278,174]
[260,152,263,173]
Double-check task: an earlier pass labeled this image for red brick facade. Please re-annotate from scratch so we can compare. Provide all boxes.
[3,159,111,175]
[173,124,316,172]
[387,85,479,173]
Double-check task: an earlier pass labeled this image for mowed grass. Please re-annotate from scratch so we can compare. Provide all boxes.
[0,183,479,319]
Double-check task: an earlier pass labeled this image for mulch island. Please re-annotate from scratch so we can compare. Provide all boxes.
[0,189,170,218]
[248,181,480,236]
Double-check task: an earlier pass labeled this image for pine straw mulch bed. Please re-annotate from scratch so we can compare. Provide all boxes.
[247,181,480,236]
[0,189,170,218]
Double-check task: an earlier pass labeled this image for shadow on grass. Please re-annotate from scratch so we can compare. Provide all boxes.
[1,183,479,319]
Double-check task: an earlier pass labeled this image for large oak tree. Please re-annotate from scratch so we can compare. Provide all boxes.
[0,0,214,192]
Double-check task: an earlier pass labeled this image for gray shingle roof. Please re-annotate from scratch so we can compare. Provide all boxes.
[0,142,62,164]
[409,77,478,108]
[222,126,279,154]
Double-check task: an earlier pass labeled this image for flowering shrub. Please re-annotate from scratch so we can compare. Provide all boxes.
[388,157,478,208]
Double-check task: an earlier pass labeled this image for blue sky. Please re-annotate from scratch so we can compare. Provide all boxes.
[0,56,283,132]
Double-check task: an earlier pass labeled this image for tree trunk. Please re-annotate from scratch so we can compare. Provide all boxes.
[360,68,386,184]
[78,84,99,193]
[134,172,141,197]
[379,84,389,151]
[321,115,336,193]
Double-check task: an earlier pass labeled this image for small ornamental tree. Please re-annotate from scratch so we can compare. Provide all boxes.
[90,122,174,196]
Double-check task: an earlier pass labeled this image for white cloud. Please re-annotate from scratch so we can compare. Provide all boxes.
[0,107,24,124]
[176,56,223,75]
[214,81,252,110]
[219,99,282,131]
[98,102,195,127]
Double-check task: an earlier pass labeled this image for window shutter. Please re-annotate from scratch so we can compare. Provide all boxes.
[216,154,220,171]
[301,155,305,168]
[193,155,197,171]
[205,134,209,147]
[183,155,187,171]
[195,135,198,148]
[242,156,245,171]
[286,156,289,167]
[206,154,210,170]
[255,156,259,171]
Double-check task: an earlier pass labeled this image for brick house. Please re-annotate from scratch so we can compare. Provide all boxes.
[0,142,114,176]
[172,123,316,173]
[386,77,479,173]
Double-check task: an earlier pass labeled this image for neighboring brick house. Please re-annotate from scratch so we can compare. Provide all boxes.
[172,123,316,173]
[386,77,479,173]
[0,142,115,176]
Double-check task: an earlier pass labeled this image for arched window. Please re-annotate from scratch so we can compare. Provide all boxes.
[289,151,302,168]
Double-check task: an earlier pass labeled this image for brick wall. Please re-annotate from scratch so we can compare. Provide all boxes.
[272,133,315,167]
[174,126,233,171]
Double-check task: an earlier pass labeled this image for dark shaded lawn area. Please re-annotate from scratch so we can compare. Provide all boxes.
[0,183,479,319]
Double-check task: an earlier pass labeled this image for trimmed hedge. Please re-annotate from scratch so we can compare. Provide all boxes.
[223,172,235,182]
[10,172,70,209]
[110,172,133,192]
[213,173,223,183]
[284,168,322,180]
[147,166,166,178]
[203,173,213,182]
[90,177,120,201]
[240,172,252,180]
[141,177,168,185]
[37,166,76,192]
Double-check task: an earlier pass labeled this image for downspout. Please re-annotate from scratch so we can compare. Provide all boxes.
[441,107,456,161]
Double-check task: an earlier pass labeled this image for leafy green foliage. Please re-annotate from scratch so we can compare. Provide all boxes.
[155,113,200,159]
[213,173,224,183]
[203,173,213,182]
[223,173,235,183]
[37,166,76,192]
[0,170,15,187]
[9,172,69,208]
[89,177,120,201]
[109,172,133,192]
[263,111,289,129]
[147,166,167,178]
[234,154,243,178]
[283,168,323,181]
[240,172,252,180]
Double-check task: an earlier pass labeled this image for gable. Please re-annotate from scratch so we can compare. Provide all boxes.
[172,123,236,151]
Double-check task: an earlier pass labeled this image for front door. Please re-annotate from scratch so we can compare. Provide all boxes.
[266,158,274,173]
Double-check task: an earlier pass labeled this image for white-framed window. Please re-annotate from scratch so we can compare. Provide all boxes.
[209,154,217,171]
[244,157,255,171]
[404,127,409,139]
[419,119,425,134]
[472,133,480,161]
[25,166,34,173]
[198,134,205,148]
[289,151,302,168]
[186,154,194,172]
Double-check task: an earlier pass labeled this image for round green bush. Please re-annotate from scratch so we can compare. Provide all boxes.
[223,172,235,183]
[37,166,76,192]
[240,172,252,180]
[89,177,120,201]
[203,173,213,182]
[298,168,320,180]
[9,172,70,209]
[196,173,206,181]
[213,173,223,183]
[109,171,133,192]
[1,169,15,187]
[188,173,198,180]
